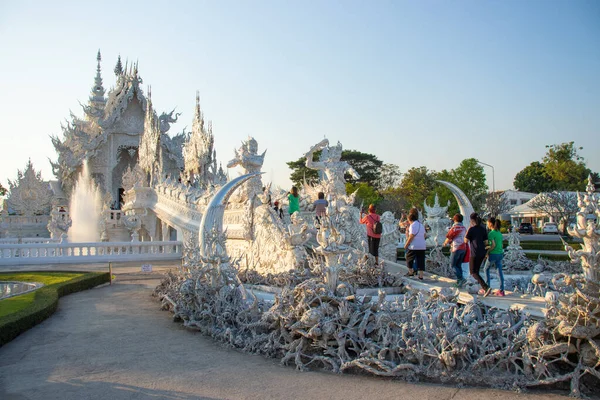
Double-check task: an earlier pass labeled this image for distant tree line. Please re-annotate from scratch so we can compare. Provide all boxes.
[286,141,598,229]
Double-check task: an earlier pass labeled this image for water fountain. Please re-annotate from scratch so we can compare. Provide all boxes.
[68,161,103,242]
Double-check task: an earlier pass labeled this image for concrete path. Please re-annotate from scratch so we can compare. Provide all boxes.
[0,269,572,400]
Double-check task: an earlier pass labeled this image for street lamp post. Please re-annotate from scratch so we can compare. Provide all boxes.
[476,160,495,194]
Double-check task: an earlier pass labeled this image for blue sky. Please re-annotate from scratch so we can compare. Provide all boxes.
[1,0,598,193]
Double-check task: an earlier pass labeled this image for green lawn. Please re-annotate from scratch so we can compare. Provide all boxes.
[0,272,84,318]
[0,271,110,346]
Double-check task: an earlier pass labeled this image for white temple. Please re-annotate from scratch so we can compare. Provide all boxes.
[1,51,226,240]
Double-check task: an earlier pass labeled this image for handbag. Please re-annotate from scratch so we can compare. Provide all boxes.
[463,244,471,263]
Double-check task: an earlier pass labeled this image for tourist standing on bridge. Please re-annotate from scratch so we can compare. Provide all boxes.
[360,204,382,265]
[313,192,328,223]
[404,208,426,280]
[443,213,467,288]
[288,186,300,215]
[465,212,491,297]
[486,217,505,297]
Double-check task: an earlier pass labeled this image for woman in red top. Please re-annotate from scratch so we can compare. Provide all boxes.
[360,204,381,264]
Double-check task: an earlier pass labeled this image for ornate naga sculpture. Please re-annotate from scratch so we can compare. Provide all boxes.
[227,137,266,204]
[304,139,359,202]
[158,109,181,134]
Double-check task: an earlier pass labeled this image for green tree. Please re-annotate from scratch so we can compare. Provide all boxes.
[430,169,459,216]
[513,142,596,193]
[0,182,6,196]
[287,151,320,188]
[375,163,402,190]
[543,142,590,191]
[287,150,383,189]
[346,182,382,208]
[378,187,409,217]
[513,161,555,193]
[398,166,437,209]
[451,158,488,210]
[430,159,487,214]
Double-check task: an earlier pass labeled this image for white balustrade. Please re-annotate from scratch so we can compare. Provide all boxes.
[0,241,182,265]
[0,238,61,244]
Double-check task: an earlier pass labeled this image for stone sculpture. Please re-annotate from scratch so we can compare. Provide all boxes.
[7,160,53,217]
[304,139,359,202]
[379,211,400,262]
[227,137,266,204]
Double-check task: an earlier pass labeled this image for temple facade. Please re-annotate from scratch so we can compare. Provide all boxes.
[2,50,226,239]
[50,50,224,208]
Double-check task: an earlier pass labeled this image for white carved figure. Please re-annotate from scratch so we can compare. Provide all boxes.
[304,139,359,201]
[47,206,71,239]
[7,160,53,217]
[503,225,533,271]
[379,211,400,262]
[564,175,600,285]
[424,194,450,247]
[158,109,180,134]
[287,212,311,247]
[227,137,265,204]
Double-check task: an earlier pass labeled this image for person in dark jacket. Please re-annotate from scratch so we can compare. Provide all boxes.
[465,212,491,296]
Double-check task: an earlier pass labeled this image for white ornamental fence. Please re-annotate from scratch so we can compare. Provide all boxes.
[0,241,183,266]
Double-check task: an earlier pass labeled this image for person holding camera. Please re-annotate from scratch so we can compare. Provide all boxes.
[360,204,382,265]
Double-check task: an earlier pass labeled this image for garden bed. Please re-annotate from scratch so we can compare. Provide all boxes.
[0,271,110,346]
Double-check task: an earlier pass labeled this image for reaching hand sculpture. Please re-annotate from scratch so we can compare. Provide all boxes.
[305,139,359,200]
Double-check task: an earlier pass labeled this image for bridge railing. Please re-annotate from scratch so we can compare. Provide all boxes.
[0,241,183,266]
[0,238,61,244]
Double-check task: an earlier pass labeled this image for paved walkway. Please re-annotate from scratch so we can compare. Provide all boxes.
[383,260,547,318]
[0,269,569,400]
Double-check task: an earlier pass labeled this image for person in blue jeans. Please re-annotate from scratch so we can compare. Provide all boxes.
[443,213,467,287]
[486,217,505,296]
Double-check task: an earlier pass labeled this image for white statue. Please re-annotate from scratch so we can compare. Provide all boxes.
[379,211,401,262]
[227,137,266,203]
[305,139,359,201]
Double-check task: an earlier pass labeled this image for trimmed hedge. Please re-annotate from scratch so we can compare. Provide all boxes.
[0,272,110,346]
[396,248,570,262]
[525,253,570,262]
[503,240,580,251]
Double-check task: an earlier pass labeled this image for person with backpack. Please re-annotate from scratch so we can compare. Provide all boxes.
[360,204,382,265]
[443,213,467,288]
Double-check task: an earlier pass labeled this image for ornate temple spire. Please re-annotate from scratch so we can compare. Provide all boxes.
[91,50,105,100]
[85,50,106,120]
[114,55,123,76]
[194,91,204,130]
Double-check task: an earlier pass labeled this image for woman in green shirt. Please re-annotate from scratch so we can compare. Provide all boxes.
[288,186,300,215]
[486,217,505,296]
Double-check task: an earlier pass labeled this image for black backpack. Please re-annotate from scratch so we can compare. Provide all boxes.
[369,215,383,234]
